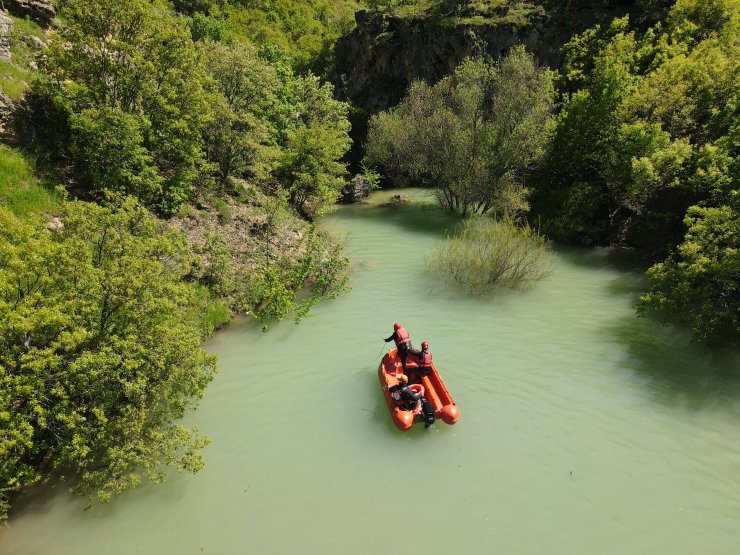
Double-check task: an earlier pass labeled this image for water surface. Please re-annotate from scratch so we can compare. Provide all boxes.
[2,190,740,554]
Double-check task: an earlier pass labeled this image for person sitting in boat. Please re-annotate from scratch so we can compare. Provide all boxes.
[409,341,432,375]
[384,322,412,371]
[388,375,422,411]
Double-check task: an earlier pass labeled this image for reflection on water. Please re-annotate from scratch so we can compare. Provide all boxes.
[2,190,740,555]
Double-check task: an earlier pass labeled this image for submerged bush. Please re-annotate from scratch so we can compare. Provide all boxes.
[431,217,553,294]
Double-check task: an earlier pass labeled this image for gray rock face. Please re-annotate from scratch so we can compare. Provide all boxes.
[0,11,13,62]
[332,10,554,115]
[3,0,56,26]
[332,6,637,116]
[340,174,372,204]
[0,90,14,142]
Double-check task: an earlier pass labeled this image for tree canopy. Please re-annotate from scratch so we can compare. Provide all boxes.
[530,0,739,341]
[365,47,555,216]
[0,197,216,522]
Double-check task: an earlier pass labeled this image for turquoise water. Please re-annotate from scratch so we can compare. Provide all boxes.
[2,190,740,554]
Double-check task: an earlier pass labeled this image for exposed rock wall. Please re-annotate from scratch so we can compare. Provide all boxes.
[0,11,12,61]
[333,9,555,114]
[2,0,55,25]
[332,3,647,116]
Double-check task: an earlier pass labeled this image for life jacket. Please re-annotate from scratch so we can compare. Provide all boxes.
[394,327,410,349]
[418,350,432,369]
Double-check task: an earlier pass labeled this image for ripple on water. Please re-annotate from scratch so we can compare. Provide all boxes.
[2,191,740,555]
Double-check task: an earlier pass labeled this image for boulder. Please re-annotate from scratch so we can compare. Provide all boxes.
[3,1,56,26]
[382,194,413,207]
[47,217,64,231]
[340,174,372,204]
[29,35,47,50]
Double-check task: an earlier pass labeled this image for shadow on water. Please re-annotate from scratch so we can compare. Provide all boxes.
[6,463,191,526]
[604,313,740,412]
[556,243,652,300]
[339,201,461,238]
[554,244,651,274]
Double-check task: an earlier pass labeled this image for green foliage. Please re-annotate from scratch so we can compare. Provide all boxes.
[68,107,163,204]
[638,204,740,342]
[364,0,543,25]
[431,216,553,293]
[173,0,218,15]
[28,0,211,214]
[0,145,58,217]
[274,72,352,219]
[218,0,361,74]
[203,41,279,183]
[366,47,555,216]
[188,12,224,42]
[361,165,382,191]
[247,225,350,323]
[531,0,740,341]
[0,197,216,523]
[17,1,354,218]
[200,41,352,215]
[534,1,739,252]
[188,284,232,337]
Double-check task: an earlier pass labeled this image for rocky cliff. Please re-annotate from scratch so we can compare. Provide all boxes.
[332,2,656,116]
[3,0,55,25]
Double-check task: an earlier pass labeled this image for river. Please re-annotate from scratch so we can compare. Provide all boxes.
[2,189,740,554]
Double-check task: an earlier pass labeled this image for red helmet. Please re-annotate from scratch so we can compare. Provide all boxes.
[393,322,402,330]
[422,341,429,350]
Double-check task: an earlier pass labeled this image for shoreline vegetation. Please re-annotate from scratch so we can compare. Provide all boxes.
[1,0,354,522]
[1,0,738,525]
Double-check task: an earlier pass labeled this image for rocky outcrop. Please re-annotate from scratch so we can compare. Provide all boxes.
[333,9,554,114]
[0,11,12,61]
[3,1,55,26]
[0,91,13,142]
[332,4,644,116]
[340,174,372,203]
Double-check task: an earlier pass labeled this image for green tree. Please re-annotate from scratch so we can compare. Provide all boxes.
[203,41,279,183]
[274,73,352,219]
[30,0,211,213]
[366,47,555,216]
[68,106,163,205]
[219,0,360,74]
[532,0,739,247]
[530,0,739,340]
[638,203,740,342]
[0,197,216,523]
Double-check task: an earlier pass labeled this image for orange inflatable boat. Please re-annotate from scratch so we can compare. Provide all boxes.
[378,348,460,431]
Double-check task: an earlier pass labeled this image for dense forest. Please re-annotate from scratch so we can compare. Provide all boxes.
[0,0,737,524]
[361,0,739,342]
[531,0,738,341]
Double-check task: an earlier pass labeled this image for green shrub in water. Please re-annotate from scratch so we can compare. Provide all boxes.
[431,216,552,294]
